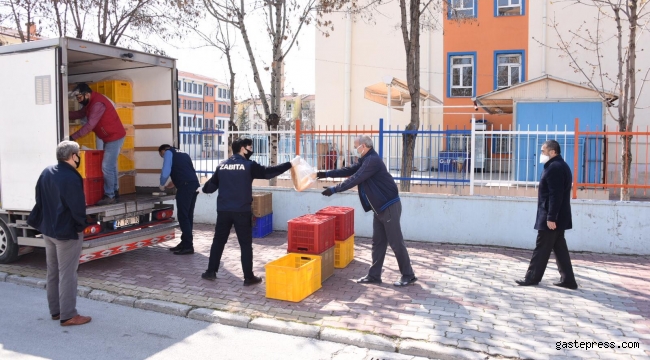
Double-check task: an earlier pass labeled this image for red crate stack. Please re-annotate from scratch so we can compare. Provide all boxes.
[316,206,354,240]
[287,214,336,254]
[84,177,104,206]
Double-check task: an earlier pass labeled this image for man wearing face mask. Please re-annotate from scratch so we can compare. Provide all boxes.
[516,140,578,290]
[158,144,200,255]
[201,138,302,285]
[69,83,126,206]
[317,135,417,287]
[27,141,92,326]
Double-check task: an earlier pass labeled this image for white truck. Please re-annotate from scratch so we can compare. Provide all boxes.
[0,37,181,264]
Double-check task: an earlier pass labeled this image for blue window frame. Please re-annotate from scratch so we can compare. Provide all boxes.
[493,50,525,90]
[448,0,477,19]
[447,52,477,98]
[494,0,525,17]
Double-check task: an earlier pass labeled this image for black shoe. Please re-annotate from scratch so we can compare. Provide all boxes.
[168,243,183,252]
[96,196,117,206]
[515,279,539,286]
[356,275,382,284]
[394,276,418,287]
[173,248,194,255]
[243,276,263,286]
[201,271,217,281]
[553,281,578,290]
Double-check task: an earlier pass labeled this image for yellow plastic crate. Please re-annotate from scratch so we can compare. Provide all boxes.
[122,125,135,149]
[334,235,354,269]
[118,149,135,172]
[102,80,132,103]
[265,253,321,302]
[69,125,96,149]
[115,104,134,125]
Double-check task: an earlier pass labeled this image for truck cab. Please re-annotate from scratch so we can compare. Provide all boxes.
[0,37,180,264]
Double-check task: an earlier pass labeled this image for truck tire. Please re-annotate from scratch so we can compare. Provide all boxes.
[0,218,19,264]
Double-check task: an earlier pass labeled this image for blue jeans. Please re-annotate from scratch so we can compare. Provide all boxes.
[102,137,125,198]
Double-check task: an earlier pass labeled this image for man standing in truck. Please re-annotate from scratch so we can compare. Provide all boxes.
[69,83,126,206]
[158,144,200,255]
[27,141,92,326]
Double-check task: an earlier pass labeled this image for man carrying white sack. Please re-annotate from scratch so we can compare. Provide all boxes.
[317,135,417,287]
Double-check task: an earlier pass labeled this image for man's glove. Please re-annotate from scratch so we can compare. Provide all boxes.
[159,185,166,191]
[316,171,327,179]
[290,155,302,167]
[322,186,335,197]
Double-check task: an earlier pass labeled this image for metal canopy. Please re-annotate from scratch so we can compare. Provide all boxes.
[364,77,442,111]
[475,74,618,115]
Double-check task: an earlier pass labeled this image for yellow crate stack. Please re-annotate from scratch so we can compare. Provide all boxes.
[123,124,135,149]
[334,235,354,269]
[118,148,135,172]
[89,80,133,103]
[115,104,134,125]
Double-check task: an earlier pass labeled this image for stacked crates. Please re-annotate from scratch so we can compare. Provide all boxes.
[252,192,273,238]
[287,214,336,284]
[316,206,355,268]
[76,150,105,206]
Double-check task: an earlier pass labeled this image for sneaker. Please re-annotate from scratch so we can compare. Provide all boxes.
[243,276,263,286]
[201,271,217,281]
[96,196,117,206]
[393,276,418,287]
[356,275,382,284]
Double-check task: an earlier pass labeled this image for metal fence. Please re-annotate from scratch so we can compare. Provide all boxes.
[178,118,650,199]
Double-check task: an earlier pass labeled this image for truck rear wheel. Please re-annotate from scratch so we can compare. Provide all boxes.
[0,219,19,264]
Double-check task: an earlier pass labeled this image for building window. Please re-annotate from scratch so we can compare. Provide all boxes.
[192,84,197,94]
[183,134,187,144]
[227,106,231,114]
[494,50,525,89]
[495,0,524,17]
[493,135,513,154]
[198,101,203,111]
[199,85,203,95]
[177,80,181,90]
[183,81,187,92]
[448,134,470,151]
[448,53,476,97]
[209,103,214,112]
[448,0,476,19]
[198,118,202,128]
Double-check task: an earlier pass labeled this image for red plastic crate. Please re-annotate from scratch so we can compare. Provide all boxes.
[287,214,335,254]
[316,206,354,240]
[77,150,104,179]
[84,177,104,206]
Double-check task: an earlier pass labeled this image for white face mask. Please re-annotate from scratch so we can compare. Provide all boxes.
[356,145,364,156]
[540,154,550,164]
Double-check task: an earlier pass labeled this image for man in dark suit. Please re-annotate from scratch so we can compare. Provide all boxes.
[516,140,578,290]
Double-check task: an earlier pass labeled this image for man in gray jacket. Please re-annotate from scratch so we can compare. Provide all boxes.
[318,135,417,287]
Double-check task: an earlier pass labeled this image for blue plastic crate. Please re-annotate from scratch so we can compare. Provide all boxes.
[253,213,273,238]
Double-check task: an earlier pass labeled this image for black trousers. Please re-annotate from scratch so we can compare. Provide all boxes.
[368,201,415,280]
[207,211,254,279]
[176,184,198,250]
[525,230,577,284]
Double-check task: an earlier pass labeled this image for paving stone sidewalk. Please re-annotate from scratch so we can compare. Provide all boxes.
[2,224,649,359]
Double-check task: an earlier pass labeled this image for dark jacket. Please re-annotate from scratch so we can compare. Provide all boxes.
[203,154,291,212]
[27,161,87,240]
[169,148,199,189]
[325,148,400,214]
[535,155,573,231]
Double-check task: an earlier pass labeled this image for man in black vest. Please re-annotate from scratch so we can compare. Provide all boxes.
[200,138,301,286]
[159,144,200,255]
[516,140,578,290]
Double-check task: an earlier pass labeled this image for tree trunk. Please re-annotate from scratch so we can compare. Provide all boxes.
[266,0,285,186]
[226,47,237,158]
[9,0,26,42]
[399,0,421,193]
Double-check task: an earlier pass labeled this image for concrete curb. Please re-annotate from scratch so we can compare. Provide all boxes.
[320,327,397,353]
[88,290,118,303]
[1,271,503,359]
[6,275,46,289]
[249,317,320,339]
[134,299,192,317]
[187,308,250,328]
[399,340,489,360]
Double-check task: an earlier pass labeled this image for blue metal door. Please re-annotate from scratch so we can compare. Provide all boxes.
[515,102,603,182]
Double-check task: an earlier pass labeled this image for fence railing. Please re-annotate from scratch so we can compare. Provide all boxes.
[178,118,650,199]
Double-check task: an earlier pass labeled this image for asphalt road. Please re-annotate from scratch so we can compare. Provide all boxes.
[0,282,428,360]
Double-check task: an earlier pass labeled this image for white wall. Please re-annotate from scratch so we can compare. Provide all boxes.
[192,187,650,255]
[315,5,445,130]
